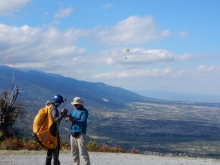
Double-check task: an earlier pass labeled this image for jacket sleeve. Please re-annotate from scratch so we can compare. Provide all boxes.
[74,111,88,124]
[50,106,63,124]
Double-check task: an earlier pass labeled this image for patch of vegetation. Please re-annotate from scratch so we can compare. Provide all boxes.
[0,137,140,154]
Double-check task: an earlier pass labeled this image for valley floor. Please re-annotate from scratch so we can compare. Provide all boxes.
[0,151,220,165]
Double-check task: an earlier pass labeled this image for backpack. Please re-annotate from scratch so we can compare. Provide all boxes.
[32,104,58,149]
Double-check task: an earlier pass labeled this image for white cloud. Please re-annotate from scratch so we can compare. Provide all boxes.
[196,65,208,70]
[179,31,188,38]
[161,30,171,37]
[0,0,30,15]
[91,68,174,79]
[95,16,170,44]
[54,7,73,18]
[0,24,88,68]
[196,65,220,71]
[90,48,191,67]
[170,69,188,77]
[102,4,113,9]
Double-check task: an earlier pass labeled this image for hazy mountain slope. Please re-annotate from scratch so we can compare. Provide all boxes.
[0,65,150,108]
[135,90,220,103]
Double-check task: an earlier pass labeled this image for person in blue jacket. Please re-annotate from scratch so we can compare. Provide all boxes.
[65,97,90,165]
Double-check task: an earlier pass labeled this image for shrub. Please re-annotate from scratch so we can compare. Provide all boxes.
[0,131,6,141]
[98,144,125,153]
[0,137,140,155]
[0,89,24,137]
[98,144,109,152]
[128,147,140,154]
[0,137,23,150]
[87,141,99,151]
[108,145,125,153]
[60,142,71,150]
[22,139,43,150]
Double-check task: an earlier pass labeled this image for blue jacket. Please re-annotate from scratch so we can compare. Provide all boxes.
[69,106,88,134]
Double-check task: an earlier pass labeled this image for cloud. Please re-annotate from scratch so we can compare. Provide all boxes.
[90,48,191,67]
[0,24,89,68]
[88,64,220,82]
[54,7,73,18]
[179,31,188,38]
[0,0,30,15]
[102,4,113,9]
[90,68,174,79]
[84,63,220,95]
[196,65,220,72]
[95,16,171,44]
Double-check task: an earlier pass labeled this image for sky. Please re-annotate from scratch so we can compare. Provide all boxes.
[0,0,220,95]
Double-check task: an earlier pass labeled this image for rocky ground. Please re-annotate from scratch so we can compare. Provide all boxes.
[0,151,220,165]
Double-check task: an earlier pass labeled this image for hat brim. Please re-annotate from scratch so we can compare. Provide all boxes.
[71,102,82,105]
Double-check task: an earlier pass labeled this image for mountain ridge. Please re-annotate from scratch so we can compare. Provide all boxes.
[135,90,220,103]
[0,65,153,109]
[1,65,220,106]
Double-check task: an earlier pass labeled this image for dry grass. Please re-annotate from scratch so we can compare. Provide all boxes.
[0,138,140,154]
[0,138,43,150]
[98,145,125,153]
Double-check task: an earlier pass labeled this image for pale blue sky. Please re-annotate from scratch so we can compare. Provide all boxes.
[0,0,220,95]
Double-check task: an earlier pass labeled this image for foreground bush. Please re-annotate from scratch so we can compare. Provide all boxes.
[0,138,42,150]
[128,147,141,154]
[87,141,125,153]
[0,138,23,150]
[87,141,99,151]
[86,141,139,153]
[0,137,140,154]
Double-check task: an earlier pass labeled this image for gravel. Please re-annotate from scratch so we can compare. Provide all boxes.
[0,151,220,165]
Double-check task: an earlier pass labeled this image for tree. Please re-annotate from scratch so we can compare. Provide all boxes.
[0,86,23,137]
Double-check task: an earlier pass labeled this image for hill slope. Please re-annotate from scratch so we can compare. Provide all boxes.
[0,65,153,108]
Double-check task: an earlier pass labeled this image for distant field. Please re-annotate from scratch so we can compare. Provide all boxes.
[81,102,220,157]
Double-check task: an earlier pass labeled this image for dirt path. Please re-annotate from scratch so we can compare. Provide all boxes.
[0,151,220,165]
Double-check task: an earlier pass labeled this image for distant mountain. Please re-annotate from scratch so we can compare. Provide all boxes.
[1,65,219,109]
[0,65,156,109]
[135,90,220,103]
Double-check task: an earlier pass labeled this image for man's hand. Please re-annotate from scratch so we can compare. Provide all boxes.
[61,109,68,117]
[65,117,73,122]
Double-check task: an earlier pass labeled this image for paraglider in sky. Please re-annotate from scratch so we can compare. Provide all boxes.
[123,48,129,52]
[123,48,129,59]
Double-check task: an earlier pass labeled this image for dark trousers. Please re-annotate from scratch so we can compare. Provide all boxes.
[45,136,60,165]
